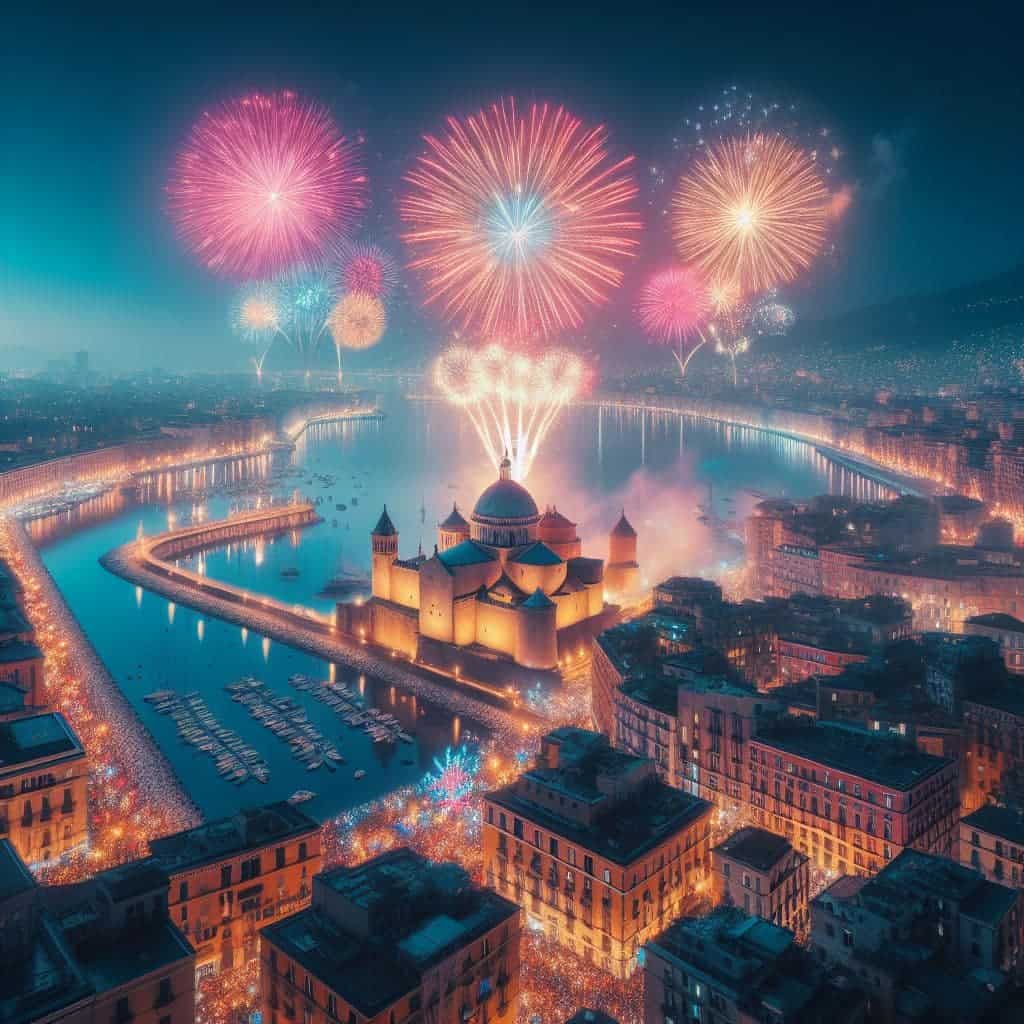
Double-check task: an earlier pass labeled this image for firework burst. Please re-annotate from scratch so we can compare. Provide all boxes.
[401,99,640,339]
[435,341,583,479]
[232,282,282,377]
[328,292,387,351]
[333,239,399,298]
[276,263,336,367]
[673,133,829,294]
[637,265,713,376]
[168,91,367,278]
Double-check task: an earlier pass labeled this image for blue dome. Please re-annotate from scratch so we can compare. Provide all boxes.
[473,478,539,521]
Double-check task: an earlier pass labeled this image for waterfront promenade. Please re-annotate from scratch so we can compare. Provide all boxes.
[101,505,532,739]
[0,515,201,876]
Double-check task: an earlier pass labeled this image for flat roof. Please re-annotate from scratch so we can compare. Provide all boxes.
[74,920,193,992]
[150,801,318,871]
[967,613,1024,633]
[0,712,82,769]
[962,804,1024,846]
[0,838,36,901]
[754,721,951,790]
[487,778,710,866]
[713,827,798,873]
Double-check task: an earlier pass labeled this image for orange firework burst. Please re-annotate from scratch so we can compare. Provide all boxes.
[401,99,640,339]
[673,133,829,293]
[328,292,386,350]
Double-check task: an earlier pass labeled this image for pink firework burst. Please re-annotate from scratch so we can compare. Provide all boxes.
[637,265,711,343]
[168,91,367,278]
[334,240,399,298]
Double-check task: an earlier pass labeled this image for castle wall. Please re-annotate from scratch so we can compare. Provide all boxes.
[452,593,478,647]
[552,587,592,630]
[418,560,455,643]
[389,563,421,609]
[370,599,419,658]
[475,601,518,657]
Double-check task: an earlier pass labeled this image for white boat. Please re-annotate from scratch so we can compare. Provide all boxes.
[288,790,316,804]
[353,769,366,780]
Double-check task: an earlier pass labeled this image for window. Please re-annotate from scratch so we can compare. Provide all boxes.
[157,978,173,1006]
[304,976,315,999]
[584,855,594,875]
[299,842,308,861]
[277,847,286,869]
[221,864,232,889]
[549,838,559,858]
[327,995,338,1019]
[178,881,188,902]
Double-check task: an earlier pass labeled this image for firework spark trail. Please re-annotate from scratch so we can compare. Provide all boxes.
[168,91,366,278]
[673,132,828,294]
[435,343,582,479]
[402,99,640,339]
[275,263,336,369]
[637,265,713,376]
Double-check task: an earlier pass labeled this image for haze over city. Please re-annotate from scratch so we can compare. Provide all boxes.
[2,6,1024,1024]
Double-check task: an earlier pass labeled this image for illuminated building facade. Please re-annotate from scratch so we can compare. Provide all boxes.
[369,457,635,674]
[711,826,810,936]
[962,690,1024,813]
[748,721,960,876]
[0,711,88,867]
[261,848,521,1024]
[960,804,1024,888]
[0,839,195,1024]
[482,728,712,978]
[150,801,322,976]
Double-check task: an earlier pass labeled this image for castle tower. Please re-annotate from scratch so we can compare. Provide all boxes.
[605,510,640,597]
[438,503,470,552]
[371,505,398,601]
[515,588,558,670]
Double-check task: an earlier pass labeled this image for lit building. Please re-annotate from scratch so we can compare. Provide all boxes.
[482,727,712,978]
[712,826,810,936]
[605,512,639,597]
[749,721,960,876]
[0,711,88,866]
[150,800,321,976]
[811,850,1024,1022]
[962,688,1024,813]
[261,847,520,1024]
[367,456,635,678]
[0,839,195,1024]
[965,612,1024,674]
[960,804,1024,888]
[644,907,866,1024]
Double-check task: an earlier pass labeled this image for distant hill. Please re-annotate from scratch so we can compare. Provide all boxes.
[785,263,1024,353]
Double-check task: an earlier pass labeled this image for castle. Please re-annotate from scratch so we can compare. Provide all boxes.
[367,456,639,676]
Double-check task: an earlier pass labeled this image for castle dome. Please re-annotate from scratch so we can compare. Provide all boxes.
[472,456,539,522]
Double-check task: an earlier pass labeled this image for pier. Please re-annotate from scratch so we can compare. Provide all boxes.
[101,505,532,738]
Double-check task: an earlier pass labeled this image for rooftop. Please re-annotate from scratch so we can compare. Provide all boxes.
[372,506,397,537]
[472,475,538,522]
[0,712,82,770]
[263,849,518,1017]
[754,720,951,790]
[488,729,711,865]
[713,827,798,873]
[962,803,1024,846]
[438,504,469,531]
[436,539,497,570]
[510,541,563,566]
[0,837,36,901]
[966,612,1024,633]
[149,801,318,871]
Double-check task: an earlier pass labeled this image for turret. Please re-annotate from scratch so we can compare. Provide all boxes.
[605,510,640,598]
[371,505,398,601]
[515,588,558,670]
[438,503,470,552]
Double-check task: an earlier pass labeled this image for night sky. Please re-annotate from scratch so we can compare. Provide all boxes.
[2,3,1022,370]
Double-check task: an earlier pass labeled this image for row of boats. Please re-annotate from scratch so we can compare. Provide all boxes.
[226,677,344,772]
[287,673,415,745]
[143,690,271,785]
